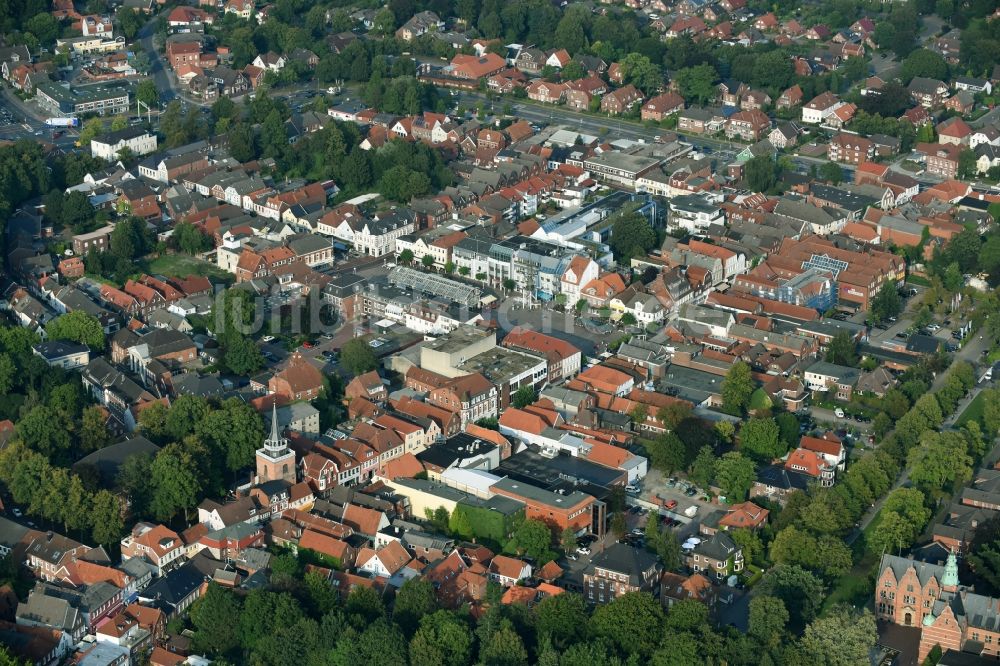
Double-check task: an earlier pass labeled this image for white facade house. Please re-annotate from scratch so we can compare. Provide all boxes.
[353,213,415,257]
[559,256,599,307]
[668,194,724,232]
[91,128,158,161]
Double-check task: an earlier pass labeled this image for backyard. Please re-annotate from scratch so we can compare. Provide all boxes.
[139,254,233,282]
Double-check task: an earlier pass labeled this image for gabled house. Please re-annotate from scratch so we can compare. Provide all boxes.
[686,532,743,582]
[584,543,661,603]
[601,85,643,115]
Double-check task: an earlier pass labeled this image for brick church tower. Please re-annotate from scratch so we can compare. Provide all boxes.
[917,552,963,663]
[256,403,296,485]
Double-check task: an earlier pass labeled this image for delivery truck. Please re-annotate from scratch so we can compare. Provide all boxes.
[45,117,79,128]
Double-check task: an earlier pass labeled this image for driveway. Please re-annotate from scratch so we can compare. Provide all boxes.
[808,406,872,433]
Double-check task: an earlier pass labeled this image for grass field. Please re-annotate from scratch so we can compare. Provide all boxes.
[955,391,987,428]
[141,254,233,282]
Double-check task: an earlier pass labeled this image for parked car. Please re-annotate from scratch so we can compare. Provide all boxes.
[261,335,275,342]
[576,546,592,556]
[625,483,640,494]
[665,500,678,509]
[684,487,698,497]
[834,408,846,418]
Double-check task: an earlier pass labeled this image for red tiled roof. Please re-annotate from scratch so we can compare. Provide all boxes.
[489,555,527,580]
[299,529,351,561]
[799,435,843,457]
[502,327,580,362]
[784,448,827,477]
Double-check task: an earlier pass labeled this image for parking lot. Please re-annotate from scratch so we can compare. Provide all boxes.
[628,470,715,531]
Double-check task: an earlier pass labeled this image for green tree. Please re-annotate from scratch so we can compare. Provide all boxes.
[907,430,972,497]
[730,527,764,566]
[751,50,794,91]
[90,489,123,545]
[150,439,206,522]
[658,402,693,429]
[714,451,756,502]
[744,155,777,192]
[900,48,948,82]
[646,519,682,569]
[46,311,105,349]
[409,610,474,666]
[870,281,902,323]
[674,63,719,105]
[115,453,153,517]
[80,406,111,452]
[589,591,664,657]
[801,606,878,666]
[534,593,588,649]
[64,474,90,535]
[619,53,662,96]
[689,446,717,490]
[825,330,858,367]
[610,511,628,538]
[478,624,528,666]
[608,209,657,262]
[505,518,554,563]
[77,117,105,147]
[775,412,800,449]
[883,487,931,530]
[224,335,264,375]
[172,221,211,254]
[757,565,826,634]
[867,510,918,556]
[195,398,265,473]
[393,578,438,636]
[190,583,242,656]
[114,6,142,40]
[818,161,844,184]
[512,386,537,408]
[721,361,754,415]
[135,79,159,108]
[553,9,588,54]
[749,595,788,647]
[665,598,709,632]
[17,405,71,461]
[340,338,377,375]
[739,417,783,462]
[645,432,686,474]
[166,395,210,441]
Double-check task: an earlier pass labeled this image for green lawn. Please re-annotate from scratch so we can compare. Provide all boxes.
[906,274,931,287]
[955,391,987,428]
[824,565,874,612]
[140,254,233,282]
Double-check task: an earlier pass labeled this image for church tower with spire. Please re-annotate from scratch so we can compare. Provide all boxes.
[256,402,296,484]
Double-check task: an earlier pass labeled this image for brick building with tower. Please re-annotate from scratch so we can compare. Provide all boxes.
[876,551,1000,662]
[256,403,296,485]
